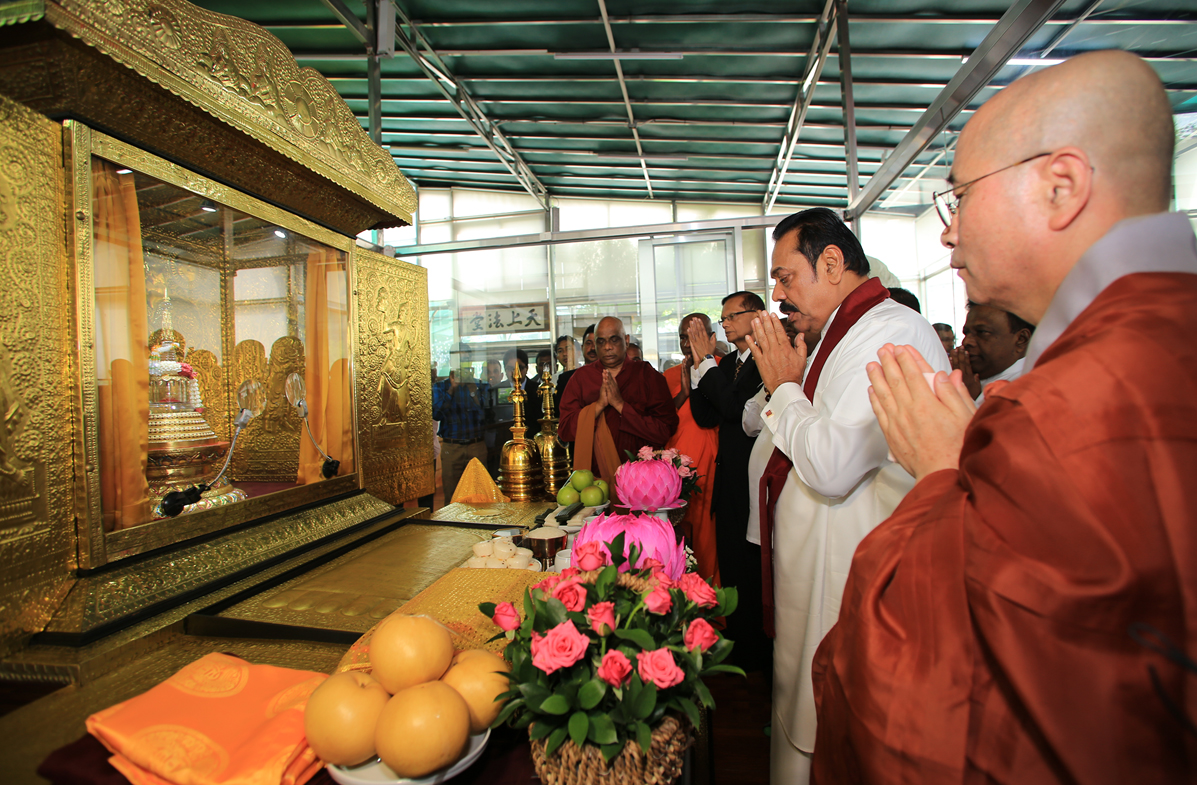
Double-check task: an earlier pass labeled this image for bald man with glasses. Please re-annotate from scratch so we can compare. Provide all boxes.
[813,51,1197,784]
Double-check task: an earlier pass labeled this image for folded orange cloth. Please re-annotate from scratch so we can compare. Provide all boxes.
[450,457,510,503]
[85,652,328,785]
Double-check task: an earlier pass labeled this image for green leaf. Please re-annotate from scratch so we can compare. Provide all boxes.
[632,682,657,720]
[478,601,497,617]
[694,678,715,709]
[578,677,607,710]
[601,742,624,763]
[568,711,589,748]
[595,564,617,596]
[540,693,572,715]
[718,586,738,617]
[491,697,524,728]
[675,696,701,729]
[613,627,656,650]
[635,720,652,754]
[701,664,746,677]
[524,589,535,619]
[588,712,617,745]
[545,726,569,758]
[543,598,568,627]
[624,674,641,707]
[529,720,556,740]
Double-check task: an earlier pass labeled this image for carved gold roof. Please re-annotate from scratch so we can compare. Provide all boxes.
[28,0,415,226]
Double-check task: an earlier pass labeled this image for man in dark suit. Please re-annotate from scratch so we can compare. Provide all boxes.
[687,290,771,674]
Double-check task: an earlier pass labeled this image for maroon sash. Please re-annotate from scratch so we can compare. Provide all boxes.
[758,277,890,637]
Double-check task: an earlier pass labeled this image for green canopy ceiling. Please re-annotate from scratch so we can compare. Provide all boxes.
[191,0,1197,212]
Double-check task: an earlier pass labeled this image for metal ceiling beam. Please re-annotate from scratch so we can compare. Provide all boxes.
[836,0,859,216]
[764,0,838,212]
[389,3,549,208]
[597,0,653,197]
[295,49,1197,63]
[268,13,1193,29]
[844,0,1069,222]
[317,0,369,45]
[1040,0,1102,57]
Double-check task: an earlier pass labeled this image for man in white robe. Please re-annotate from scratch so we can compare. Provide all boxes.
[745,208,949,784]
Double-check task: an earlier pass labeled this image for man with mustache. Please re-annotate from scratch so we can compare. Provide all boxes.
[745,208,948,783]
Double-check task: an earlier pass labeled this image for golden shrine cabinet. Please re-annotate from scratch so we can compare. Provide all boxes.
[0,2,495,778]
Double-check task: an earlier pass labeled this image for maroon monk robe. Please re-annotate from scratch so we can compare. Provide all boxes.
[811,273,1197,784]
[558,358,678,479]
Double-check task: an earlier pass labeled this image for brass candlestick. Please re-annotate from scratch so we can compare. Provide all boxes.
[498,364,543,502]
[534,369,570,500]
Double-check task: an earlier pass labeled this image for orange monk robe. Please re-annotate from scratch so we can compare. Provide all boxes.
[558,359,678,479]
[663,363,720,584]
[811,272,1197,784]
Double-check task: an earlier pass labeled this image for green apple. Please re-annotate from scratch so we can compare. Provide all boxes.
[579,486,605,507]
[570,470,594,492]
[557,485,580,506]
[592,479,610,502]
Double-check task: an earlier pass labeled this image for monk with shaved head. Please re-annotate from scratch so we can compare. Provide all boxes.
[812,51,1197,783]
[558,316,677,483]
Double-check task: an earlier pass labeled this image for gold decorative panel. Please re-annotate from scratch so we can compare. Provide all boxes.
[217,524,493,633]
[36,0,414,226]
[0,92,75,658]
[354,248,434,505]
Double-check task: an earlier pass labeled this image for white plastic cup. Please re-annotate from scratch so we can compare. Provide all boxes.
[554,548,572,572]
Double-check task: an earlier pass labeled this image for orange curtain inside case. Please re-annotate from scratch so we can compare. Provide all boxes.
[93,161,151,531]
[298,250,354,484]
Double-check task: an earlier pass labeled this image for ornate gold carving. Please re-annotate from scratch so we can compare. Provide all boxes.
[44,0,415,225]
[45,492,395,635]
[354,248,433,505]
[0,93,75,657]
[431,502,554,529]
[234,336,303,482]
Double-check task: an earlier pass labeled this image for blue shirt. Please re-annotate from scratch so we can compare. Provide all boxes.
[432,378,491,441]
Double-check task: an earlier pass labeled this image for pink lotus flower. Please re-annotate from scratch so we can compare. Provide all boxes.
[615,459,683,511]
[572,512,686,581]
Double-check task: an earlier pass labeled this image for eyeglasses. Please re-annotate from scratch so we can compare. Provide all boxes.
[932,152,1050,228]
[719,310,755,325]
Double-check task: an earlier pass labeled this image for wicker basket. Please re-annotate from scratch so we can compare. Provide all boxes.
[529,714,691,785]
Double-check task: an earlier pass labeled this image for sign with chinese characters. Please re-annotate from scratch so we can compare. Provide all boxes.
[460,302,548,335]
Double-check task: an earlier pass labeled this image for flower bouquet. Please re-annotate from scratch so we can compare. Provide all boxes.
[480,532,741,784]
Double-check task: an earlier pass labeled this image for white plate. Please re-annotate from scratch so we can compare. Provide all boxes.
[327,729,490,785]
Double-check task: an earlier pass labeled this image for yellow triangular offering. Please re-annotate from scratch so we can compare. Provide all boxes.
[450,458,510,503]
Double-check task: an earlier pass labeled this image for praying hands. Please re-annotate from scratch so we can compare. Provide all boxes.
[595,368,624,414]
[866,344,976,481]
[745,311,807,395]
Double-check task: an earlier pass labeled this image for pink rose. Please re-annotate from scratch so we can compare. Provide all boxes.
[677,466,692,478]
[661,448,678,464]
[572,540,609,572]
[531,621,590,675]
[644,585,672,615]
[683,618,719,652]
[678,573,718,608]
[552,579,588,612]
[559,567,580,580]
[639,557,663,573]
[636,648,685,689]
[651,568,674,590]
[492,601,521,632]
[678,453,693,467]
[587,601,617,636]
[637,446,655,461]
[597,649,633,687]
[534,574,562,593]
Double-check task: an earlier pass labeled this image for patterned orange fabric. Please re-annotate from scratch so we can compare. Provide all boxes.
[85,653,327,785]
[449,457,510,503]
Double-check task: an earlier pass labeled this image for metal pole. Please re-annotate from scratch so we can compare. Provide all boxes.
[836,0,859,236]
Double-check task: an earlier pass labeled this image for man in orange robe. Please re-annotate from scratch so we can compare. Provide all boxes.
[811,51,1197,784]
[663,313,720,582]
[559,316,678,483]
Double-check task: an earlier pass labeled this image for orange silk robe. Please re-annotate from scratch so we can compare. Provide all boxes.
[812,272,1197,784]
[663,363,720,584]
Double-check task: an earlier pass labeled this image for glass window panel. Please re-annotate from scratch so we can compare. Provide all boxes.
[675,202,760,222]
[91,159,352,533]
[451,187,543,218]
[419,188,452,222]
